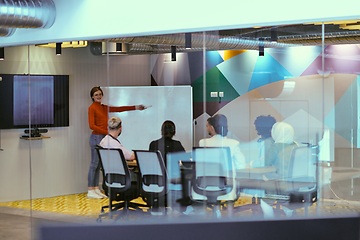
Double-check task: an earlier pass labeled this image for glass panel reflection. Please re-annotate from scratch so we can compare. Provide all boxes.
[6,18,360,240]
[320,24,360,214]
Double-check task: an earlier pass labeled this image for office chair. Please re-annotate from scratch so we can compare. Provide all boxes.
[252,145,318,217]
[167,151,194,210]
[279,145,318,215]
[96,147,147,222]
[190,147,237,218]
[133,150,168,215]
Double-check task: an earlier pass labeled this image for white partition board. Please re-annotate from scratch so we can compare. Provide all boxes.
[101,86,193,152]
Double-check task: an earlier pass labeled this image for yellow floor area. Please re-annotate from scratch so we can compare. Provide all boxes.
[1,193,360,219]
[0,193,133,218]
[0,193,254,218]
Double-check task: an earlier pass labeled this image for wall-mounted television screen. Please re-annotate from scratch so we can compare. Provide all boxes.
[0,74,69,129]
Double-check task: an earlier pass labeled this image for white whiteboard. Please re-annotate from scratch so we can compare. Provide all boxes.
[101,86,193,152]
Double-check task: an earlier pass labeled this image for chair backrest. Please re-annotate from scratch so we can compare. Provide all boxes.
[193,147,233,179]
[288,146,317,184]
[167,151,192,179]
[96,147,131,190]
[191,147,235,203]
[133,150,167,194]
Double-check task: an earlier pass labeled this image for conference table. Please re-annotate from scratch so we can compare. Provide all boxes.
[127,160,137,167]
[172,162,360,202]
[237,165,360,190]
[326,166,360,182]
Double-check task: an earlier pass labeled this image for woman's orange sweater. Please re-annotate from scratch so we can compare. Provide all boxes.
[88,102,135,135]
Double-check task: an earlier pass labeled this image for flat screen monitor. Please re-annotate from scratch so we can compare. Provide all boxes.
[0,74,69,129]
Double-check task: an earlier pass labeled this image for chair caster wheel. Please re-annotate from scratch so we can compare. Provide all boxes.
[97,218,102,223]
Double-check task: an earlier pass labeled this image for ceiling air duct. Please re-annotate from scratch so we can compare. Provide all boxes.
[90,42,131,56]
[91,32,298,55]
[0,27,15,37]
[101,42,130,55]
[0,0,56,37]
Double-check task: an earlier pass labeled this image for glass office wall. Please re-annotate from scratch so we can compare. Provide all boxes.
[0,46,34,239]
[321,22,360,207]
[184,27,324,219]
[3,18,360,240]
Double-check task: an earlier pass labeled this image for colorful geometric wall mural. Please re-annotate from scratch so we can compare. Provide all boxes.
[151,44,360,153]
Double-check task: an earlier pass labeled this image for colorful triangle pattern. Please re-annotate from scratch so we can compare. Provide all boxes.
[152,46,360,147]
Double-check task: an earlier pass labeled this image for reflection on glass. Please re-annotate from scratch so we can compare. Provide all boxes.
[8,19,360,240]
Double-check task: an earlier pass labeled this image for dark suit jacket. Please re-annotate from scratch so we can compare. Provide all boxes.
[149,137,185,166]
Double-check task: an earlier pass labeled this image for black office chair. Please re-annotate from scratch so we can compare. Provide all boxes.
[133,150,168,215]
[96,147,147,222]
[167,151,194,210]
[190,147,237,218]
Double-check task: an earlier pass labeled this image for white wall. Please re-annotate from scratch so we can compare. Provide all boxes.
[0,45,150,202]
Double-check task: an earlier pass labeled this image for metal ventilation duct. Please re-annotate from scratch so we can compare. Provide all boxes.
[278,31,360,45]
[0,0,56,37]
[92,32,298,55]
[102,32,297,49]
[91,28,360,55]
[0,27,15,37]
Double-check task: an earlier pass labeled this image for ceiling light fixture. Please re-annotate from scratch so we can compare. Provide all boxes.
[271,27,277,42]
[185,33,192,49]
[116,43,122,52]
[36,41,88,48]
[56,42,61,55]
[306,20,360,25]
[305,19,360,30]
[0,48,4,60]
[171,46,176,61]
[259,38,264,57]
[339,23,360,30]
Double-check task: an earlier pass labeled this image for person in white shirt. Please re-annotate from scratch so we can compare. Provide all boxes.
[199,114,246,169]
[99,117,135,161]
[187,114,245,214]
[87,117,135,199]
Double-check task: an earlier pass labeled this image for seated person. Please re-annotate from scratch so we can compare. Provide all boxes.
[186,114,244,214]
[199,114,246,169]
[149,120,185,166]
[243,115,276,197]
[149,121,186,213]
[265,122,298,179]
[251,115,276,167]
[99,117,137,181]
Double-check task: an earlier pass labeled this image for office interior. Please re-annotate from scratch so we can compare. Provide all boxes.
[1,0,360,239]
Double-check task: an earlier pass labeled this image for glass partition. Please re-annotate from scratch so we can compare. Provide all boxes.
[321,20,360,211]
[0,46,35,239]
[3,16,360,240]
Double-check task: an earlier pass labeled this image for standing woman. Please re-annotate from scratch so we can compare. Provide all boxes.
[88,86,145,199]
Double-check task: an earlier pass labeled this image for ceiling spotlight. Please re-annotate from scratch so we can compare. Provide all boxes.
[271,27,277,42]
[36,41,88,48]
[0,48,4,60]
[171,46,176,61]
[116,43,122,52]
[185,33,192,49]
[56,42,62,55]
[259,38,264,56]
